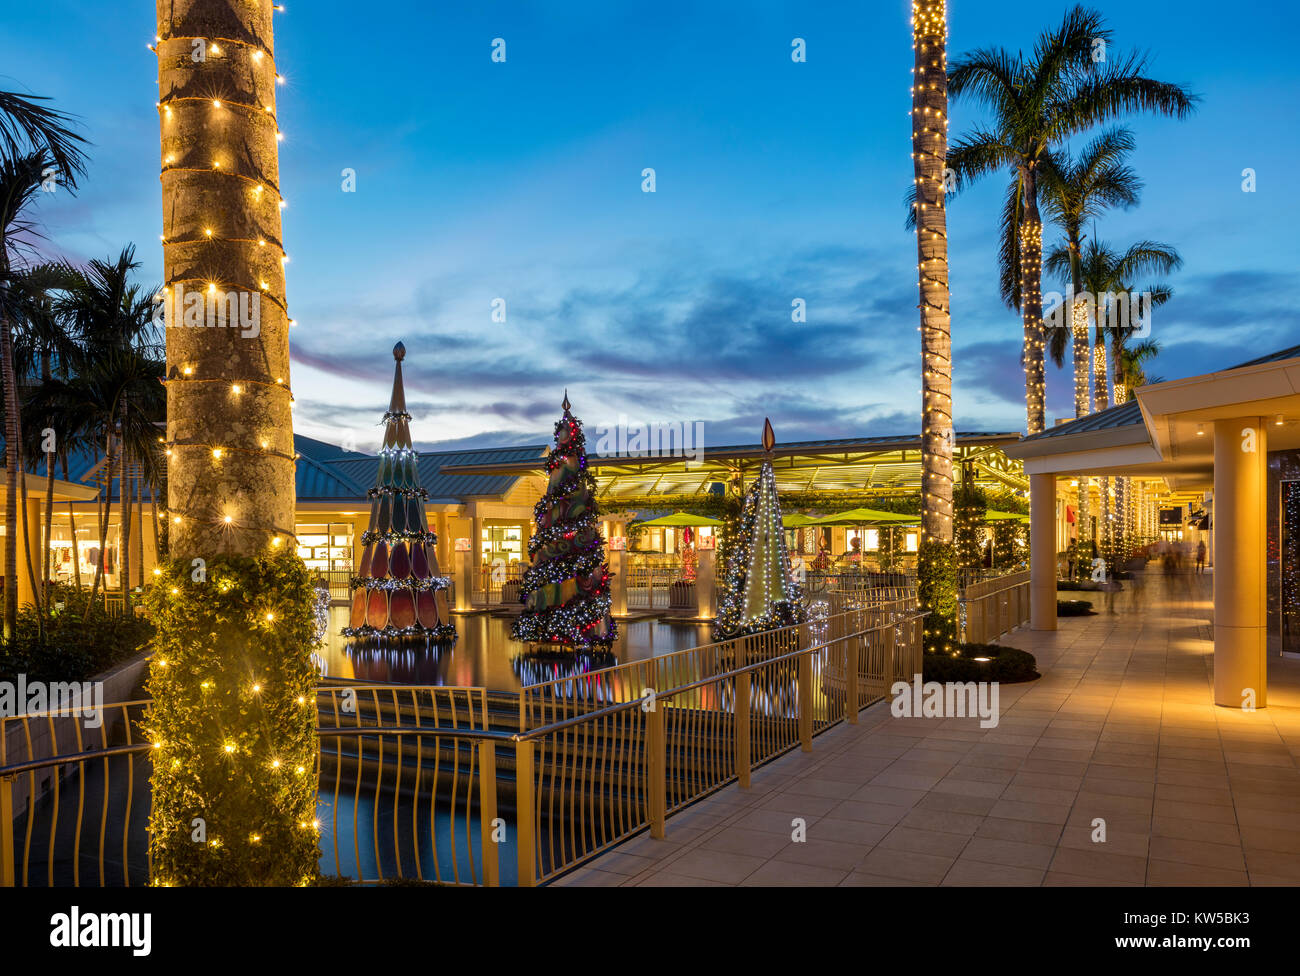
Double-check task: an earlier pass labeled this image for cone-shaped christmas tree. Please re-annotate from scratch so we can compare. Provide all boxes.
[343,342,456,642]
[511,393,617,649]
[713,419,806,640]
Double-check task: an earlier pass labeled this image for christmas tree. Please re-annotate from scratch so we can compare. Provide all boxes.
[713,419,806,640]
[343,342,456,642]
[511,393,617,649]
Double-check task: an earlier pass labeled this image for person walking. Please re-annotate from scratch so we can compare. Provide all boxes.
[1196,538,1207,575]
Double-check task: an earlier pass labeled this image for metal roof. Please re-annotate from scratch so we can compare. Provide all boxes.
[324,444,548,503]
[1020,400,1145,443]
[1229,344,1300,369]
[295,452,369,501]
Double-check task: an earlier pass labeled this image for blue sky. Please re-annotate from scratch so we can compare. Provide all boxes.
[2,0,1297,452]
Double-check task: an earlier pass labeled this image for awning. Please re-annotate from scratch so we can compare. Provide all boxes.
[782,513,818,528]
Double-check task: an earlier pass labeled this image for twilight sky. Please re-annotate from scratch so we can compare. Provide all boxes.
[3,0,1297,454]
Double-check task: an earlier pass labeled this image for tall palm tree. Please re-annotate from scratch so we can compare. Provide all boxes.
[0,153,53,636]
[1038,130,1140,553]
[944,5,1196,435]
[1045,237,1179,555]
[0,91,85,638]
[39,247,163,614]
[8,263,80,618]
[911,1,955,618]
[1039,128,1141,416]
[910,0,957,651]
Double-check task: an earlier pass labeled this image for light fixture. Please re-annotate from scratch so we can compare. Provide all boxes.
[1276,414,1285,426]
[1196,424,1204,436]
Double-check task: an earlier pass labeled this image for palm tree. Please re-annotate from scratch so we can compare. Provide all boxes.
[1038,127,1141,556]
[0,91,85,638]
[37,247,163,615]
[944,5,1196,435]
[911,0,955,649]
[0,153,53,636]
[1114,337,1162,403]
[1039,128,1141,416]
[8,263,81,618]
[1045,237,1179,555]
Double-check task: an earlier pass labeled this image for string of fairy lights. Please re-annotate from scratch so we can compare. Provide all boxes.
[151,8,297,547]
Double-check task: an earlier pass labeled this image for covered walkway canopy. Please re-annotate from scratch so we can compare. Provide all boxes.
[1005,344,1300,709]
[439,432,1027,499]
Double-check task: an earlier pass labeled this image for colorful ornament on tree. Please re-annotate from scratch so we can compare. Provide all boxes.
[343,342,456,641]
[511,392,617,650]
[713,418,806,640]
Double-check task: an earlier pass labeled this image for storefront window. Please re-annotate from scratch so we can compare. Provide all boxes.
[480,524,524,569]
[296,523,353,574]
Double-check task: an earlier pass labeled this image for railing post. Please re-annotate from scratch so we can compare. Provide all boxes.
[798,651,813,752]
[477,741,500,887]
[647,705,667,838]
[846,636,860,723]
[514,739,536,887]
[735,670,751,787]
[0,775,13,887]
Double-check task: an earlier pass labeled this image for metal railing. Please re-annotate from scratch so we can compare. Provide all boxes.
[1,606,924,887]
[625,566,686,610]
[959,570,1031,645]
[473,563,525,606]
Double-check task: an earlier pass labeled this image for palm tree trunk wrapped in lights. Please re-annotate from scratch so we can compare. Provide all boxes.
[144,0,317,886]
[911,0,958,651]
[343,342,455,642]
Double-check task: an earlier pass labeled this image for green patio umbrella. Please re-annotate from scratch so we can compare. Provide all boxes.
[782,513,817,527]
[632,512,725,527]
[984,509,1030,523]
[810,508,919,526]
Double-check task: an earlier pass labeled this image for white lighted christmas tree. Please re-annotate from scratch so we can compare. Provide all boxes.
[713,419,806,640]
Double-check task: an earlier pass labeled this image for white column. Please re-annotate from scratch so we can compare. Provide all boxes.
[1030,473,1057,631]
[1213,417,1267,708]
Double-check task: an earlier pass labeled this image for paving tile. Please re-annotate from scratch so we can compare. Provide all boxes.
[856,847,954,884]
[740,860,848,886]
[663,848,766,884]
[942,858,1046,886]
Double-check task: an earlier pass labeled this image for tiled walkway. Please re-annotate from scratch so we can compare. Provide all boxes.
[559,575,1300,886]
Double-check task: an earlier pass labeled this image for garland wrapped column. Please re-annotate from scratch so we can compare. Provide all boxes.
[146,0,316,885]
[343,342,455,641]
[713,420,806,640]
[511,394,616,650]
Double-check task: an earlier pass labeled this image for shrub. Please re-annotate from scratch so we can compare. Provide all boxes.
[921,642,1039,683]
[0,585,154,684]
[1057,599,1096,617]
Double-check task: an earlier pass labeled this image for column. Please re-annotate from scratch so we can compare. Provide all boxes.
[470,512,483,604]
[695,548,716,619]
[453,548,473,613]
[15,496,41,609]
[1029,472,1057,631]
[1213,418,1267,709]
[608,548,627,618]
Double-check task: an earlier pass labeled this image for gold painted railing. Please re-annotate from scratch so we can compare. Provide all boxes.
[1,607,923,887]
[959,570,1031,644]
